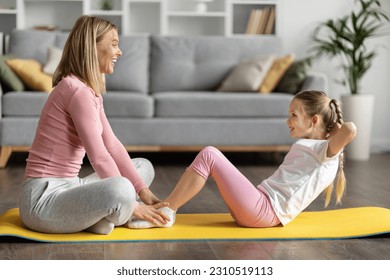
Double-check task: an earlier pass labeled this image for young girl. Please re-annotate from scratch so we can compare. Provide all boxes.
[128,90,357,228]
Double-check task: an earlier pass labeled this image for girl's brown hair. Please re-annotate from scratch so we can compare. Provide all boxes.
[53,15,117,95]
[293,90,346,207]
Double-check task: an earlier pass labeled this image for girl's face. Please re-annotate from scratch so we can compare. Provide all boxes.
[287,99,316,139]
[96,29,122,74]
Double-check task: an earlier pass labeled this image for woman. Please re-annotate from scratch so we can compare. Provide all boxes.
[19,16,169,235]
[129,90,357,229]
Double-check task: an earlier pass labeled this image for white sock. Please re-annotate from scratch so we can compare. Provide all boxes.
[127,207,176,229]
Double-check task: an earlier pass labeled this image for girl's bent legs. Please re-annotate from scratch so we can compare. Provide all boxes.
[19,176,137,234]
[167,146,280,228]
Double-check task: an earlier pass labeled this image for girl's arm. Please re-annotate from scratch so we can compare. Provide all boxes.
[327,122,357,157]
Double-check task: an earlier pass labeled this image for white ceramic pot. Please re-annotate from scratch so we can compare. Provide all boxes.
[341,94,374,161]
[195,0,213,13]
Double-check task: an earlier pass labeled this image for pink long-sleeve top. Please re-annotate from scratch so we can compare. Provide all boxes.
[25,75,147,194]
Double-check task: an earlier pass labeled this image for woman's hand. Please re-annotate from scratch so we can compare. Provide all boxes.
[138,188,161,205]
[132,202,170,226]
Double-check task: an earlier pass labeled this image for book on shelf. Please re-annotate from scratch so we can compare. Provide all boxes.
[245,9,262,35]
[245,7,275,35]
[264,7,276,34]
[256,7,270,34]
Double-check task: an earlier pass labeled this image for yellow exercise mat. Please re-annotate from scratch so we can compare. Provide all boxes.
[0,207,390,243]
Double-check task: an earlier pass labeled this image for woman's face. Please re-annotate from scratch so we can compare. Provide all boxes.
[96,28,122,74]
[286,99,314,139]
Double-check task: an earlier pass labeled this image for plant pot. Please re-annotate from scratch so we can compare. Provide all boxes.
[341,94,374,161]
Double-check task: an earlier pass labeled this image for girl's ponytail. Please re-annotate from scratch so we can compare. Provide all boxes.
[324,99,346,207]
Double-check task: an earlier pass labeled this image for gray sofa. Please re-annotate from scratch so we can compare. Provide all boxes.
[0,29,328,167]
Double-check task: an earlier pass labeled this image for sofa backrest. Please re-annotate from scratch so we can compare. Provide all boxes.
[8,29,67,64]
[150,35,282,92]
[7,30,149,93]
[105,35,149,94]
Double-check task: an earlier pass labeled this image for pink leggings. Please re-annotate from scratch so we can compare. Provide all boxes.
[189,146,280,228]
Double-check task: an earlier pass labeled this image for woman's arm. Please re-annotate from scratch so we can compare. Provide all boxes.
[327,122,357,157]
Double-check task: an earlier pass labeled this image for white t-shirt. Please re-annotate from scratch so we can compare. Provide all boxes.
[259,139,340,225]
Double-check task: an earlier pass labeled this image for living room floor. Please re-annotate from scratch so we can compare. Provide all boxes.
[0,151,389,260]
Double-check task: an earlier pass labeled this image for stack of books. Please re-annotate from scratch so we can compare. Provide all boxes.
[245,7,276,35]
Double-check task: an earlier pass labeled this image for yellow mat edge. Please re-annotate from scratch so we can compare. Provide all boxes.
[1,207,390,243]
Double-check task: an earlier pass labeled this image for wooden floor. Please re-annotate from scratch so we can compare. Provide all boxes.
[0,151,390,260]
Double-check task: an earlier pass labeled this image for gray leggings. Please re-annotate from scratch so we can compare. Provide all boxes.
[19,158,155,234]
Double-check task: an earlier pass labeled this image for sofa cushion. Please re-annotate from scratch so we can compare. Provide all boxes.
[6,59,53,92]
[259,54,295,93]
[103,92,154,118]
[150,35,282,92]
[275,58,312,94]
[3,91,153,118]
[0,55,25,92]
[105,36,149,93]
[8,29,58,64]
[217,55,275,92]
[2,92,48,117]
[8,30,149,94]
[153,92,292,118]
[43,47,63,75]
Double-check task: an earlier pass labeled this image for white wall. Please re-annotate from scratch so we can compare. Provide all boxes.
[279,0,390,153]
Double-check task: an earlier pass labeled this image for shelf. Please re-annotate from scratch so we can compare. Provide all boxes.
[124,0,162,35]
[0,0,279,37]
[167,11,226,17]
[0,9,17,14]
[89,10,124,16]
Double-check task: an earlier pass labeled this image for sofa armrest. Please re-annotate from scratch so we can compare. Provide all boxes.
[0,81,3,119]
[300,72,329,93]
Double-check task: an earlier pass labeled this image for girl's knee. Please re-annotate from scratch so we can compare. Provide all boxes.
[200,146,222,158]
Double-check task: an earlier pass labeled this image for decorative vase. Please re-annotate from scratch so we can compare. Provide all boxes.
[341,94,374,161]
[195,0,213,13]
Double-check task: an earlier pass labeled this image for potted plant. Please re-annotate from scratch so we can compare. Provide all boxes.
[101,0,113,10]
[309,0,389,160]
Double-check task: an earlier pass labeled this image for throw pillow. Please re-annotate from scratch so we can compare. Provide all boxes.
[43,47,63,75]
[0,56,25,92]
[6,59,52,93]
[259,54,295,94]
[217,54,276,92]
[275,57,312,94]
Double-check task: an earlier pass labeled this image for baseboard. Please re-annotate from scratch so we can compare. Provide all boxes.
[371,138,390,153]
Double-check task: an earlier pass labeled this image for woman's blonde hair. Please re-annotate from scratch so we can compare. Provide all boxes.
[293,90,346,207]
[53,15,117,95]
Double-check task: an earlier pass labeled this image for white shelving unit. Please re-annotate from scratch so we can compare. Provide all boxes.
[86,0,124,33]
[166,0,227,36]
[0,0,279,37]
[229,0,278,36]
[123,0,165,35]
[0,0,22,34]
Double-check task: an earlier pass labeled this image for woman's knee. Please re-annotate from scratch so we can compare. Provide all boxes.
[108,177,136,204]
